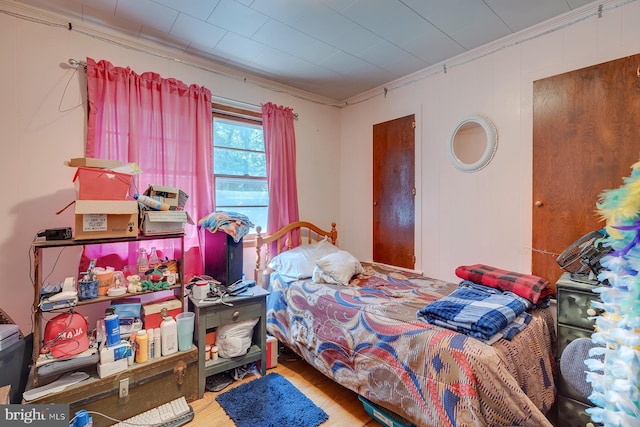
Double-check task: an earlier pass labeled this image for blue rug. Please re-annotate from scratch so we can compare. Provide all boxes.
[215,372,329,427]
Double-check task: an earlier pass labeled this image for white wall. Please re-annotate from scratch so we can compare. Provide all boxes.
[0,7,341,334]
[338,0,640,283]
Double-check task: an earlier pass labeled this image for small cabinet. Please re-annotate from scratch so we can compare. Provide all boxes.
[188,286,269,398]
[556,273,600,427]
[31,233,185,386]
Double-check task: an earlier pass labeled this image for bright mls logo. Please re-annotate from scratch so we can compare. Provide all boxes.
[2,405,68,426]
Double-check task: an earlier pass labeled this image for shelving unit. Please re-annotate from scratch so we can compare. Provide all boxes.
[31,233,185,385]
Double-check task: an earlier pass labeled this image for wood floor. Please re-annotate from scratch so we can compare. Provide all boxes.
[189,349,379,426]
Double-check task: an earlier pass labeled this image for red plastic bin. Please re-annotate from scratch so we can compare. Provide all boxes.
[73,167,132,200]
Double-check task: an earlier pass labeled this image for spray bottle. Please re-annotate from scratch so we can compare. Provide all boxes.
[134,194,170,211]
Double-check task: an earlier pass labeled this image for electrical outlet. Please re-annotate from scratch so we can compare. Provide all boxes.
[119,378,129,398]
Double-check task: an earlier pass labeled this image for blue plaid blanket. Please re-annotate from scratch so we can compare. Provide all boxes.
[416,281,532,342]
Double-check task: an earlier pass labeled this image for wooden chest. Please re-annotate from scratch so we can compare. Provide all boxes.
[26,346,198,427]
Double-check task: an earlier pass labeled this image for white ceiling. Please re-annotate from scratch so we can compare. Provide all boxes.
[15,0,599,101]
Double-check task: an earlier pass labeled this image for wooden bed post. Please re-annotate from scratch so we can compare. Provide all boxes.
[255,225,264,284]
[329,222,337,245]
[254,221,339,285]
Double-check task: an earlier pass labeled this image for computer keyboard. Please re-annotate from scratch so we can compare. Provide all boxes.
[110,396,194,427]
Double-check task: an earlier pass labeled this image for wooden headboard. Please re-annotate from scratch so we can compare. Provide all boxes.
[254,221,337,283]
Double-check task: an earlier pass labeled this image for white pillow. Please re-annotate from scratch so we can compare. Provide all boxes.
[267,238,339,280]
[313,250,363,286]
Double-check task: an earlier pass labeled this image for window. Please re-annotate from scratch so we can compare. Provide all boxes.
[212,108,268,234]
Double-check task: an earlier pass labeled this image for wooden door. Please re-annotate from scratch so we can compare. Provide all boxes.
[373,114,415,269]
[533,54,640,289]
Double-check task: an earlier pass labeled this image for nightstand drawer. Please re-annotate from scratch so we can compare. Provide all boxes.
[218,300,263,324]
[558,324,593,357]
[556,287,600,330]
[556,395,597,427]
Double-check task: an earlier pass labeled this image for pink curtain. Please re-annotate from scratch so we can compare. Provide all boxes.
[262,102,300,247]
[84,57,213,280]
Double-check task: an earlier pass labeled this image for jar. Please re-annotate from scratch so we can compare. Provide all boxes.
[211,345,219,361]
[205,344,211,361]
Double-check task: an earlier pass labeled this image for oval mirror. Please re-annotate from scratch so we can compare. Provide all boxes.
[449,114,498,172]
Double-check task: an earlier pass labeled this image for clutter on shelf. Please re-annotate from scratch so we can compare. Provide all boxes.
[59,157,194,239]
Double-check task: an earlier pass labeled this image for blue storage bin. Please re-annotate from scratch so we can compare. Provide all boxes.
[358,395,415,427]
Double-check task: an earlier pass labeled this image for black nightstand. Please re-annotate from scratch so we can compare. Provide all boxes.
[555,273,601,427]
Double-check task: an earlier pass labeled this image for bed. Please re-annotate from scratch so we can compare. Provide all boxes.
[255,221,556,427]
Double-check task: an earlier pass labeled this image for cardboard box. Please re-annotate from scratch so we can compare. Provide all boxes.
[141,210,193,236]
[257,335,278,370]
[74,200,138,240]
[142,298,182,330]
[97,358,128,378]
[266,335,278,369]
[68,157,123,169]
[73,167,133,200]
[143,185,189,209]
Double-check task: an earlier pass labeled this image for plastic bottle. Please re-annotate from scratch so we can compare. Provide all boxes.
[104,308,120,347]
[135,329,148,363]
[128,332,136,365]
[153,328,161,359]
[147,328,154,361]
[137,248,149,279]
[148,247,160,269]
[161,316,178,356]
[134,194,170,211]
[211,345,218,361]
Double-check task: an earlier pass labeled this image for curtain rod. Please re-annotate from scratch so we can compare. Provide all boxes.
[212,95,298,119]
[212,95,260,111]
[68,59,298,119]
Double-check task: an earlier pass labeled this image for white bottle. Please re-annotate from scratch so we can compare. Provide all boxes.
[161,316,178,356]
[153,328,161,359]
[147,328,154,361]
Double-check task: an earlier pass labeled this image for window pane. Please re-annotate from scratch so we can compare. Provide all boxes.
[214,118,264,151]
[213,147,266,177]
[215,177,268,206]
[213,113,268,233]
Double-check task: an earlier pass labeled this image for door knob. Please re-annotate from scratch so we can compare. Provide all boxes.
[535,200,543,207]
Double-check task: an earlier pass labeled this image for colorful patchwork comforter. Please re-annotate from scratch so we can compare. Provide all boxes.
[266,262,556,427]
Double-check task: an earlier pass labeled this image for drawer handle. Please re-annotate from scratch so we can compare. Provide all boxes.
[587,308,597,316]
[232,311,240,320]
